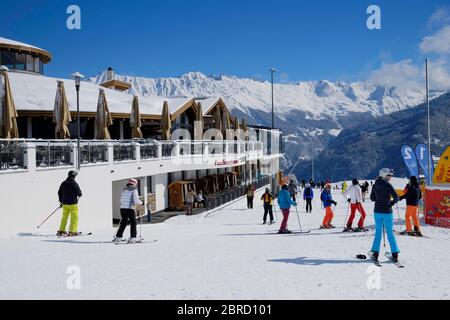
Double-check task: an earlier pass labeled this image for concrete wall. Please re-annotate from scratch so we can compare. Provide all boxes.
[153,174,168,212]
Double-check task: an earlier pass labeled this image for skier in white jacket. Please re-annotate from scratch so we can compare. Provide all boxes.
[113,179,143,243]
[342,179,368,232]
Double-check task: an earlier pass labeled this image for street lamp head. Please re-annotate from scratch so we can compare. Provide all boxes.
[70,72,85,86]
[270,68,276,73]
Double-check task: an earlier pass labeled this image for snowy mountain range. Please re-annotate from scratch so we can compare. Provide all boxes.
[88,71,446,171]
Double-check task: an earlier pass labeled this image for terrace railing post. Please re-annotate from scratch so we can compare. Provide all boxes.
[107,142,114,164]
[69,142,77,168]
[24,142,35,172]
[133,142,140,162]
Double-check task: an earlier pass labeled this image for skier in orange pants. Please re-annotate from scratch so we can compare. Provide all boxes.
[320,183,337,229]
[399,176,423,236]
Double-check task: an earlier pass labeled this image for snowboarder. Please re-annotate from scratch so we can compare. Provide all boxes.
[246,184,255,209]
[261,188,274,224]
[288,180,298,202]
[320,183,337,229]
[303,183,314,213]
[113,179,143,243]
[277,184,297,234]
[399,176,423,236]
[342,179,368,232]
[369,168,400,263]
[57,170,82,237]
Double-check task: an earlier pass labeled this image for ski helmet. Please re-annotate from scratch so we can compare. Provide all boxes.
[128,178,138,186]
[68,170,78,178]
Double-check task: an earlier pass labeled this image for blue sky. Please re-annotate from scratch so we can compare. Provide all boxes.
[1,0,449,83]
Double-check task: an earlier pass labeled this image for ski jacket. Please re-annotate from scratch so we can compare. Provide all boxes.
[185,191,195,203]
[303,187,314,200]
[120,186,143,209]
[288,183,297,195]
[58,178,82,205]
[320,190,336,208]
[261,192,274,205]
[343,185,363,204]
[370,177,398,214]
[246,187,255,197]
[400,184,422,206]
[277,189,296,209]
[197,193,204,202]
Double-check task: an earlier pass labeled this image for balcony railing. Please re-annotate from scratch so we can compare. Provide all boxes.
[0,141,26,171]
[35,141,72,168]
[80,142,108,164]
[113,142,136,162]
[140,142,158,160]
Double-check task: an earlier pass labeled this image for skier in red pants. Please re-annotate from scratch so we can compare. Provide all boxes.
[277,184,297,234]
[342,179,368,232]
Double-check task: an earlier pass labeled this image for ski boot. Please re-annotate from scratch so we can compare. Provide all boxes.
[343,226,353,233]
[355,227,369,232]
[414,227,423,237]
[327,224,336,229]
[370,251,379,262]
[68,231,81,237]
[392,252,399,263]
[262,221,267,225]
[400,230,415,236]
[269,220,275,225]
[56,231,67,237]
[112,236,123,243]
[128,237,138,244]
[278,229,292,234]
[319,225,328,230]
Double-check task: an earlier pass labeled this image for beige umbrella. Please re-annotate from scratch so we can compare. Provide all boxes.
[160,100,171,140]
[53,81,72,139]
[130,95,143,139]
[0,68,19,139]
[213,106,222,132]
[95,89,113,140]
[195,102,204,139]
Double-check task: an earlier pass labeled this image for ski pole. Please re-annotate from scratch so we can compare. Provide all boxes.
[37,205,61,229]
[382,224,386,249]
[272,204,279,222]
[294,205,303,233]
[343,201,351,229]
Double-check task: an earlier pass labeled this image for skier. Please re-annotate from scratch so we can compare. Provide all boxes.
[186,187,195,215]
[261,188,274,224]
[303,183,314,213]
[399,176,423,236]
[288,180,298,202]
[277,184,297,234]
[342,181,348,193]
[301,179,306,189]
[57,170,82,237]
[246,184,255,209]
[113,179,143,243]
[342,179,368,232]
[369,168,400,263]
[320,183,337,229]
[361,181,369,202]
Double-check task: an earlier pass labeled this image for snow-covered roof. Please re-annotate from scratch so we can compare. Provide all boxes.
[194,97,223,115]
[8,72,193,117]
[0,37,52,63]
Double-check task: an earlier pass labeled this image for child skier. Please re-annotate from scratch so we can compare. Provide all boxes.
[369,168,400,263]
[399,176,423,236]
[303,183,314,213]
[277,184,297,234]
[261,188,274,224]
[320,183,337,229]
[113,179,143,243]
[342,179,368,232]
[57,170,83,237]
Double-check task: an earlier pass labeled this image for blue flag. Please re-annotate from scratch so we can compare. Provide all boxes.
[401,145,419,178]
[415,144,435,185]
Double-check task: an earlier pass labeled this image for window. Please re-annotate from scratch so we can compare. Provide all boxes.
[14,52,26,70]
[147,176,153,193]
[1,50,14,69]
[26,54,34,71]
[34,57,40,73]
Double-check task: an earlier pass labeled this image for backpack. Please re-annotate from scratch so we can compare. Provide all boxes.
[305,187,312,198]
[320,190,326,202]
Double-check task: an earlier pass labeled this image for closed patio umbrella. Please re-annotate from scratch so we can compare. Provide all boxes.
[213,106,222,132]
[160,100,171,140]
[53,80,72,139]
[0,67,19,139]
[233,116,240,139]
[195,102,204,139]
[222,110,231,138]
[130,95,143,139]
[241,118,248,141]
[95,88,113,140]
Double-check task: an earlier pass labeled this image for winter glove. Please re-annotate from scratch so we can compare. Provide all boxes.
[347,199,351,203]
[293,202,298,207]
[333,201,338,206]
[59,203,63,208]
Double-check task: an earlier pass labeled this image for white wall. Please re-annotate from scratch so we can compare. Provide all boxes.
[153,174,168,212]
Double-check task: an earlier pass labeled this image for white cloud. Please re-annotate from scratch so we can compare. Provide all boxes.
[428,7,450,29]
[419,25,450,55]
[429,59,450,90]
[367,60,421,89]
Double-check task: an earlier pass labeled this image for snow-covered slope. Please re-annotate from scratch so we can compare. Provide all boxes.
[89,71,441,121]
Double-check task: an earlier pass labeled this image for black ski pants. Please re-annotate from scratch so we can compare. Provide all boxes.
[306,198,313,213]
[263,204,274,223]
[116,208,137,238]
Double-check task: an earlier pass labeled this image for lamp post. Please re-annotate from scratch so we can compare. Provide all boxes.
[425,59,432,185]
[270,68,276,130]
[71,72,84,171]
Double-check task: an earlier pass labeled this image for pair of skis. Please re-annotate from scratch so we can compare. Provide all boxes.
[114,238,158,245]
[366,252,404,268]
[57,232,93,238]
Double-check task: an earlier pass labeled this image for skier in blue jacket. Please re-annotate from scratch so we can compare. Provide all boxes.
[320,183,337,229]
[277,184,297,234]
[303,183,314,213]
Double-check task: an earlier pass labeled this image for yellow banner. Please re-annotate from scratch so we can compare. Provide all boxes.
[433,146,450,184]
